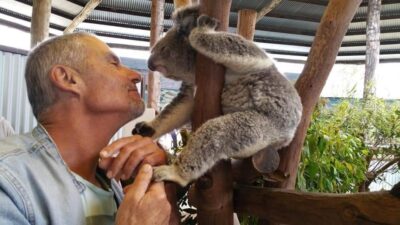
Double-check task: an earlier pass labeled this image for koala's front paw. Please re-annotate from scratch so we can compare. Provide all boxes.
[197,14,219,30]
[131,122,155,137]
[153,165,190,187]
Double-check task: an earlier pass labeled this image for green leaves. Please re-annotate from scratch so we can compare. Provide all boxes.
[297,97,400,193]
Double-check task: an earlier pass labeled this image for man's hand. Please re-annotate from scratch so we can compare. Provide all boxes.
[116,164,171,225]
[98,135,167,180]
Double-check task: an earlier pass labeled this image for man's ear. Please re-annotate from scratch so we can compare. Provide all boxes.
[49,65,83,95]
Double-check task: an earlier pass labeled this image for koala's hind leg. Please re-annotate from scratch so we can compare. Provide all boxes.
[153,110,289,186]
[188,15,274,73]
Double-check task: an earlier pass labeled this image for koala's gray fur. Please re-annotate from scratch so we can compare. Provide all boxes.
[133,4,302,186]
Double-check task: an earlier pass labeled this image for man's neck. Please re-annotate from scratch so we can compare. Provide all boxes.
[40,108,126,185]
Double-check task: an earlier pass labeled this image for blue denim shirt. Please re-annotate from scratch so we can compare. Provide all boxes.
[0,125,123,225]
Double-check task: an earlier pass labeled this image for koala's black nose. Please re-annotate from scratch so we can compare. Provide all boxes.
[148,58,156,71]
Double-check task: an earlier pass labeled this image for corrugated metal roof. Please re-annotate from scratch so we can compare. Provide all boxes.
[0,0,399,63]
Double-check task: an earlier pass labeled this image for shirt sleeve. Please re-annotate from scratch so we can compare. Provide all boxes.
[0,165,32,225]
[0,189,31,225]
[0,176,30,225]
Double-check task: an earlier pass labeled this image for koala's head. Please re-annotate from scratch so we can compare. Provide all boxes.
[147,4,200,84]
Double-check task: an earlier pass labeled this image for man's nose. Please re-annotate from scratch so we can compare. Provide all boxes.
[127,68,142,84]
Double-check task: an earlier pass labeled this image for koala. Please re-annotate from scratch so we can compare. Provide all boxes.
[133,4,302,187]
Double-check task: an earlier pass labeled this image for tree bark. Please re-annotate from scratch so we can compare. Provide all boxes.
[363,0,381,99]
[174,0,191,8]
[237,9,257,40]
[147,0,165,110]
[63,0,102,34]
[275,0,363,189]
[235,185,400,225]
[188,1,233,225]
[256,0,283,21]
[31,0,52,48]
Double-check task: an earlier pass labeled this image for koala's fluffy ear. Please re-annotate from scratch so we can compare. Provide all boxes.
[172,4,200,36]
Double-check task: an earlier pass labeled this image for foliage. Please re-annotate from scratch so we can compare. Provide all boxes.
[297,97,400,193]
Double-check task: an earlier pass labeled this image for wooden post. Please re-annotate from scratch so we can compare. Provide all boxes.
[237,9,257,40]
[31,0,52,48]
[147,0,165,110]
[231,9,263,183]
[276,0,362,189]
[174,0,191,8]
[363,0,381,99]
[189,1,233,225]
[64,0,102,34]
[256,0,283,21]
[234,185,400,225]
[235,10,275,225]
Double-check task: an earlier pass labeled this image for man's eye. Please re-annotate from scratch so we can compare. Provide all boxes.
[111,62,119,66]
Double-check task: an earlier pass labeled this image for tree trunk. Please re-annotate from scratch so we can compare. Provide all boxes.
[31,0,51,48]
[275,0,363,189]
[363,0,381,99]
[188,1,233,225]
[237,9,257,40]
[64,0,102,34]
[174,0,191,8]
[235,185,400,225]
[147,0,165,110]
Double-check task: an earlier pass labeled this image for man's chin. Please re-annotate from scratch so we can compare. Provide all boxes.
[130,101,146,119]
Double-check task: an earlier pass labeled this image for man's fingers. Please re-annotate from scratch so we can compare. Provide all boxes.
[125,164,153,199]
[107,143,143,179]
[147,180,166,195]
[98,157,114,170]
[119,143,166,180]
[99,135,147,158]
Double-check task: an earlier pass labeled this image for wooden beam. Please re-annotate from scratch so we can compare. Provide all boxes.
[188,1,233,225]
[234,185,400,225]
[275,0,363,189]
[31,0,51,48]
[147,0,165,110]
[256,0,283,22]
[64,0,102,34]
[363,0,381,99]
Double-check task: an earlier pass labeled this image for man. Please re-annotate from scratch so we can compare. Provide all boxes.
[0,32,173,225]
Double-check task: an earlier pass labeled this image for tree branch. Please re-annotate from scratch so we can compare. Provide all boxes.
[64,0,102,34]
[256,0,283,22]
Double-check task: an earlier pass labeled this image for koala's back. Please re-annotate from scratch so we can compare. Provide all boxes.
[222,65,302,131]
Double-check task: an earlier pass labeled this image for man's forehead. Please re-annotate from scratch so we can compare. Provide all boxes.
[83,36,115,57]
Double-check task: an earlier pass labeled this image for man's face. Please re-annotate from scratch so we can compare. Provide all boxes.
[78,36,145,122]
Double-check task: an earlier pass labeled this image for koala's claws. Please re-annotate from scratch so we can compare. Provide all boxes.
[131,122,155,137]
[153,165,190,187]
[197,14,219,30]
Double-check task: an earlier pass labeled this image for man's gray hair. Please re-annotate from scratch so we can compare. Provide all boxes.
[25,32,94,119]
